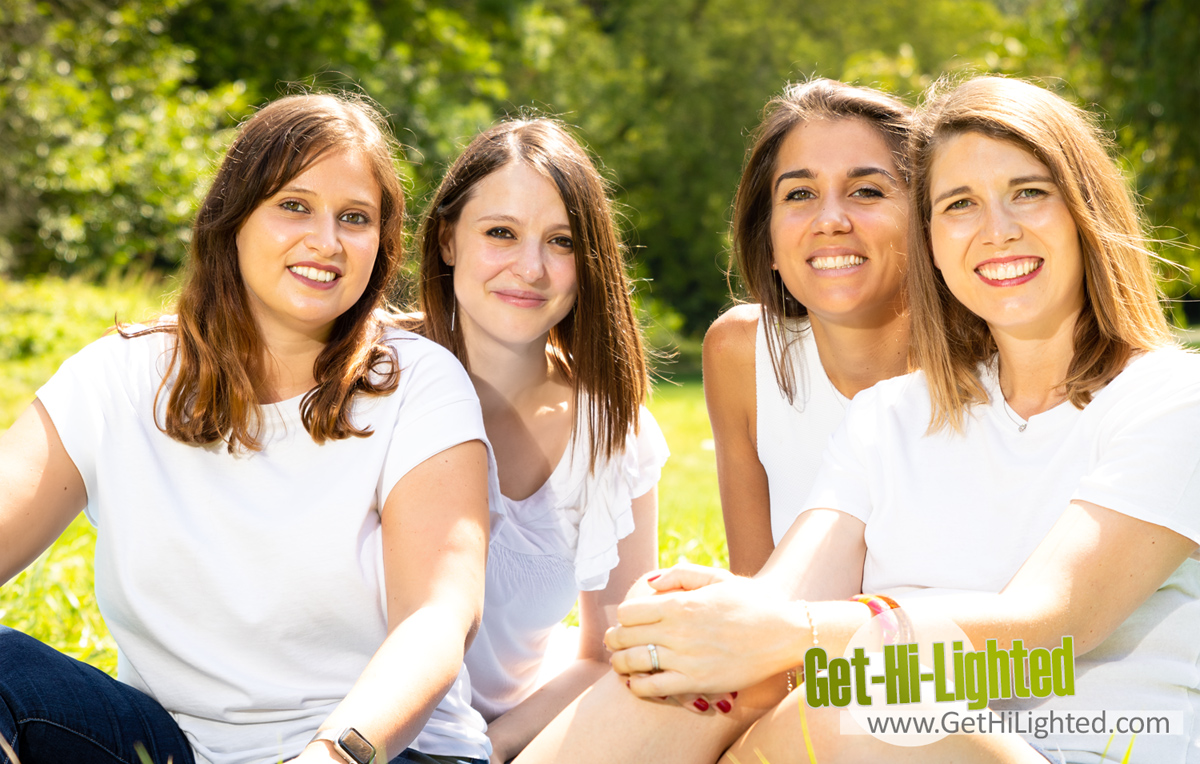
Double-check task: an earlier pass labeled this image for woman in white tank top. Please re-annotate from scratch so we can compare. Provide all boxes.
[704,80,912,575]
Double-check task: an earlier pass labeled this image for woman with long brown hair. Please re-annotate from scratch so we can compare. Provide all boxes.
[603,76,1200,764]
[706,78,911,577]
[0,93,493,764]
[410,118,666,763]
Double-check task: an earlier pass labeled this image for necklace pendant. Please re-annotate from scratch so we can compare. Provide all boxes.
[1018,423,1027,432]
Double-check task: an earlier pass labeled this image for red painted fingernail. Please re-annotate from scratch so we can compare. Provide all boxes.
[716,700,732,713]
[693,699,709,711]
[658,696,668,700]
[647,573,661,582]
[730,691,738,699]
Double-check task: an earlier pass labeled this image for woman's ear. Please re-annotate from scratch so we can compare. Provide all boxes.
[439,220,455,267]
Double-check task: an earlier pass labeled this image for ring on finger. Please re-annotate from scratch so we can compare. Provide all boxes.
[647,643,662,673]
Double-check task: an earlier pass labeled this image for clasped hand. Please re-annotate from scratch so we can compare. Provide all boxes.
[605,563,799,701]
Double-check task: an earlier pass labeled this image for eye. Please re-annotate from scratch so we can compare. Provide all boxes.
[340,211,371,225]
[783,187,815,202]
[280,199,309,213]
[486,226,515,239]
[944,198,973,212]
[550,235,574,251]
[850,186,885,199]
[1015,187,1049,200]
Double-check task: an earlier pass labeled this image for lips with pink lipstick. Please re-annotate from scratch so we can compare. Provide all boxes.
[807,248,866,272]
[287,262,342,290]
[975,256,1043,286]
[492,288,548,308]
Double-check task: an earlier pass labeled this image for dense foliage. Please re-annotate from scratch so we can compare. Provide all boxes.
[1,0,1194,331]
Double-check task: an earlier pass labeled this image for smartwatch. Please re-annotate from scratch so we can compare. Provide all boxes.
[311,727,376,764]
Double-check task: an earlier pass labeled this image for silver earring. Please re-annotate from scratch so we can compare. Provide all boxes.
[450,296,456,332]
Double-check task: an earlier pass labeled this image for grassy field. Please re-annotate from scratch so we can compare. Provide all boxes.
[0,276,726,676]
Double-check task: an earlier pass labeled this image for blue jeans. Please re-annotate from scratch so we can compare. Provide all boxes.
[0,628,486,764]
[0,626,195,764]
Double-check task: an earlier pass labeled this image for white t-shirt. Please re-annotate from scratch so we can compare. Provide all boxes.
[802,348,1200,763]
[463,406,669,722]
[754,315,849,543]
[37,327,492,764]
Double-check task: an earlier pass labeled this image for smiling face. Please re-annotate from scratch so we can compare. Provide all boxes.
[235,150,381,345]
[768,118,908,328]
[928,132,1084,339]
[441,161,579,353]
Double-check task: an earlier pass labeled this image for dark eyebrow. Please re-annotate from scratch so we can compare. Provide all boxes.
[1010,175,1054,187]
[847,166,895,181]
[773,169,814,193]
[933,185,970,206]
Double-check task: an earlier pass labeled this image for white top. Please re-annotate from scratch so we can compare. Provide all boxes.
[802,348,1200,763]
[37,328,492,764]
[463,406,669,722]
[755,315,849,543]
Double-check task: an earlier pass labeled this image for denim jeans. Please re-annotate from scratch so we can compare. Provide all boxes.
[0,626,195,764]
[0,627,487,764]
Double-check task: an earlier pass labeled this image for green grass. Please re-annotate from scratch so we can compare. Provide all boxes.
[0,276,726,675]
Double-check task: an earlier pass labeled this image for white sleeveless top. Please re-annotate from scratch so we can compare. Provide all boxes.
[464,405,669,721]
[754,314,849,543]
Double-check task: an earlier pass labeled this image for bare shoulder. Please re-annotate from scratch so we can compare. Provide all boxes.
[703,304,760,369]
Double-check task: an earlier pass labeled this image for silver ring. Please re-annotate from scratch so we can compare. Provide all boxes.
[647,643,661,673]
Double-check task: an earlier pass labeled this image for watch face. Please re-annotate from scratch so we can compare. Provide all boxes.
[338,728,375,764]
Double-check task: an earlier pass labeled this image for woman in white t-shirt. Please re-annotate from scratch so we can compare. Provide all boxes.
[0,94,493,764]
[704,79,911,577]
[525,79,1200,763]
[407,119,665,763]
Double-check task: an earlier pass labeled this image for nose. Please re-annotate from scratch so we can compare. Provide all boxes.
[511,240,548,282]
[305,213,343,257]
[981,204,1021,247]
[813,196,852,235]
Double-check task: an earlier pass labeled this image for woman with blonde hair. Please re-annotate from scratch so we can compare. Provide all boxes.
[411,118,667,763]
[0,93,493,764]
[601,76,1200,763]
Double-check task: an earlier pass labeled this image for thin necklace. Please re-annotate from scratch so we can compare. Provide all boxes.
[1000,395,1028,432]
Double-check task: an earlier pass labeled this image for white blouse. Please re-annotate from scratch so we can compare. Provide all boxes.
[464,405,669,721]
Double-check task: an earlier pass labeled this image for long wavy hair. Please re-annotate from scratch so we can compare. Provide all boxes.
[731,79,913,402]
[412,118,647,468]
[908,76,1176,432]
[127,93,406,451]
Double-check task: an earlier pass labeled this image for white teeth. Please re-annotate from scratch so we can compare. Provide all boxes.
[288,265,337,283]
[810,254,866,271]
[977,259,1040,281]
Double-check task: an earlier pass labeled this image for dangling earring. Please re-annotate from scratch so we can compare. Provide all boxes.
[779,276,788,317]
[450,295,457,332]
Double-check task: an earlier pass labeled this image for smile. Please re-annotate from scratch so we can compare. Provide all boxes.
[288,265,339,283]
[975,258,1043,283]
[809,254,866,271]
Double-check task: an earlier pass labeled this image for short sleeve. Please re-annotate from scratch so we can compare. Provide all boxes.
[37,333,156,522]
[1073,349,1200,551]
[377,337,488,505]
[628,406,670,498]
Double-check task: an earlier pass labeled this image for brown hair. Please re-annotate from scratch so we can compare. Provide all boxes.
[908,76,1175,432]
[127,93,406,451]
[731,79,913,402]
[413,118,647,468]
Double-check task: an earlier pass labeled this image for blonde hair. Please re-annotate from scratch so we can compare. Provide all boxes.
[731,79,913,402]
[908,76,1175,432]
